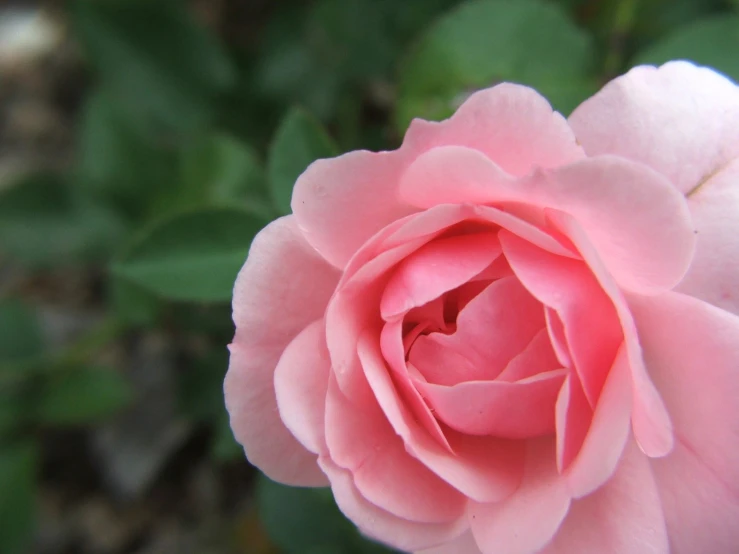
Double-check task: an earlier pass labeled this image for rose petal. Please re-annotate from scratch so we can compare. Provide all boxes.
[410,277,545,385]
[496,328,561,382]
[541,438,668,554]
[415,532,482,554]
[563,345,633,497]
[469,439,571,554]
[403,83,584,176]
[319,457,468,551]
[292,150,416,269]
[226,216,339,485]
[677,158,739,316]
[400,147,695,293]
[358,330,525,502]
[548,211,674,458]
[324,375,465,523]
[381,232,501,320]
[629,291,739,553]
[416,369,566,438]
[274,319,330,455]
[500,230,622,404]
[569,61,739,195]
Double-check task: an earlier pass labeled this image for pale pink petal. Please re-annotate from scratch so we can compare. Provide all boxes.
[628,291,739,553]
[274,319,330,455]
[548,211,674,458]
[416,369,566,438]
[226,216,339,485]
[291,150,416,269]
[324,375,465,523]
[409,336,481,387]
[381,321,452,451]
[677,158,739,316]
[496,328,561,382]
[500,230,622,403]
[554,372,591,474]
[563,345,633,497]
[469,439,571,554]
[569,61,739,194]
[319,457,468,551]
[358,330,525,502]
[541,438,668,554]
[400,147,695,293]
[410,277,545,385]
[415,532,481,554]
[381,232,501,320]
[292,82,583,270]
[403,83,584,176]
[543,308,572,369]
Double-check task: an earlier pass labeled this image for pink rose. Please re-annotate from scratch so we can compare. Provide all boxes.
[225,61,739,554]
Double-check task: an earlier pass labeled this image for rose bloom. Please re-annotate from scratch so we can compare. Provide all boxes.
[225,62,739,554]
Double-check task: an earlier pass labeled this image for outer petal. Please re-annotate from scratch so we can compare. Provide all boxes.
[415,532,482,554]
[225,216,340,486]
[677,158,739,316]
[403,83,584,176]
[292,150,417,269]
[629,291,739,553]
[469,439,571,554]
[400,146,695,293]
[274,319,330,455]
[319,457,468,552]
[569,61,739,195]
[324,375,466,523]
[541,438,668,554]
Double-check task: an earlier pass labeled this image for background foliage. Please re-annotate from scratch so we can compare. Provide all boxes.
[1,0,738,552]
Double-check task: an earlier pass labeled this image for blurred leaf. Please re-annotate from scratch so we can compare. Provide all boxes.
[71,0,235,134]
[0,442,37,554]
[180,134,274,216]
[76,90,179,220]
[257,476,396,553]
[0,299,43,365]
[633,15,739,82]
[0,173,126,268]
[631,0,728,46]
[35,367,133,425]
[107,278,162,327]
[256,0,456,120]
[0,388,25,438]
[112,207,268,302]
[211,412,244,462]
[179,350,228,422]
[396,0,596,130]
[268,108,338,215]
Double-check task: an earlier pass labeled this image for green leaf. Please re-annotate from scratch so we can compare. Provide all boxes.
[257,476,397,553]
[396,0,596,130]
[0,299,43,365]
[71,0,235,134]
[211,412,244,462]
[633,15,739,82]
[76,90,179,220]
[35,367,133,425]
[180,134,273,216]
[0,173,126,268]
[0,442,37,554]
[179,351,228,422]
[0,388,26,438]
[112,207,268,302]
[268,108,338,215]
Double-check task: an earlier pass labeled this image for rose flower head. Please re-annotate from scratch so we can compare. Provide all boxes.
[225,62,739,554]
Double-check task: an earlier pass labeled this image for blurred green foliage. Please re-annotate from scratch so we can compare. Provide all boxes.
[1,0,738,552]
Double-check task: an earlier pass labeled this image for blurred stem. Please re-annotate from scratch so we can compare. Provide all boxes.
[603,0,640,78]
